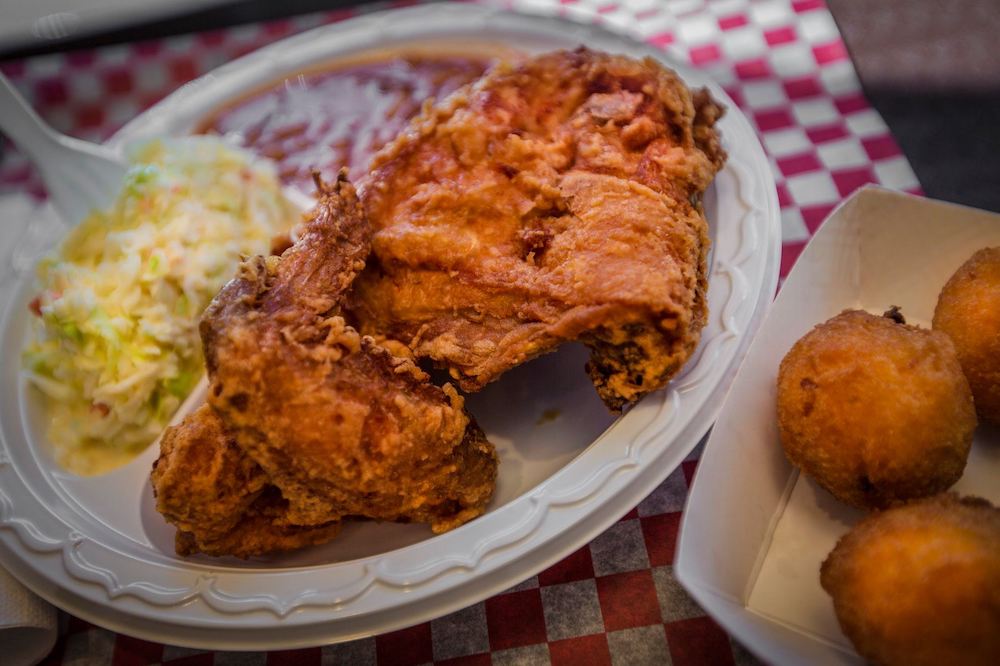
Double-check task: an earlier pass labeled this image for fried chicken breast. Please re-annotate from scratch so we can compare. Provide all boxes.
[152,174,497,557]
[349,48,726,411]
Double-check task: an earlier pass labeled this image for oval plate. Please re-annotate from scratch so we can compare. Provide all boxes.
[0,3,780,649]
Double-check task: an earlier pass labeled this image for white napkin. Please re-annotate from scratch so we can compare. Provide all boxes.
[0,567,57,666]
[0,192,60,666]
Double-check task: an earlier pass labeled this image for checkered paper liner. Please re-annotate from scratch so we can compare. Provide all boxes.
[0,0,919,664]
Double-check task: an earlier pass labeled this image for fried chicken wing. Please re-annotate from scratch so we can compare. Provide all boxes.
[350,48,726,410]
[152,404,341,558]
[152,173,497,557]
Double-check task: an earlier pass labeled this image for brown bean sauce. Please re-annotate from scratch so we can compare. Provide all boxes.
[196,55,491,191]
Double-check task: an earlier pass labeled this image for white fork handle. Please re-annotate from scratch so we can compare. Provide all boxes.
[0,73,127,226]
[0,73,61,160]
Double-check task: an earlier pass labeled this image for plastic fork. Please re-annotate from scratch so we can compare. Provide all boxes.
[0,72,127,226]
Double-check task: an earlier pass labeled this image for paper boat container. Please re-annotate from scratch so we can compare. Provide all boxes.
[675,186,1000,665]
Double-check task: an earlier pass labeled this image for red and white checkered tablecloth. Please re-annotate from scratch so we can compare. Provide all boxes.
[0,1,920,664]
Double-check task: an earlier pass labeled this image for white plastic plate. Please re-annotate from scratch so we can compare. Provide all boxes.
[0,3,780,649]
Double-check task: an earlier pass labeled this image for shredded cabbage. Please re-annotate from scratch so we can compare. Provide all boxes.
[23,136,297,475]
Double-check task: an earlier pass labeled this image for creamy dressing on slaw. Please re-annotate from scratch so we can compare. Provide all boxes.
[23,137,297,475]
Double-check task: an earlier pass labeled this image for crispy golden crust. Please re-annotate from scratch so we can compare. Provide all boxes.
[933,247,1000,424]
[152,405,341,558]
[777,309,976,510]
[821,494,1000,666]
[203,175,497,534]
[350,48,725,411]
[152,174,498,558]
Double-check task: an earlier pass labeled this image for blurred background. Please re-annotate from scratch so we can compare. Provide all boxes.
[0,0,998,212]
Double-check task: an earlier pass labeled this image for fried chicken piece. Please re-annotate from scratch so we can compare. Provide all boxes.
[152,173,497,557]
[152,404,341,558]
[821,494,1000,666]
[202,173,497,533]
[349,47,726,410]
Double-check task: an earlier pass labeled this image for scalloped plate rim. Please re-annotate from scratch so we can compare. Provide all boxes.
[0,2,781,648]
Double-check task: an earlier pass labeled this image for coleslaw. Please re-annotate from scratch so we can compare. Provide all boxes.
[23,136,297,474]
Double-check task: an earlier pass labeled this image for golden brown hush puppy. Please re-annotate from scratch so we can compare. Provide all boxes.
[777,309,976,509]
[821,494,1000,666]
[933,247,1000,424]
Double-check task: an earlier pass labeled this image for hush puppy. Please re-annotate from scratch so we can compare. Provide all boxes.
[933,247,1000,424]
[777,309,976,509]
[821,494,1000,666]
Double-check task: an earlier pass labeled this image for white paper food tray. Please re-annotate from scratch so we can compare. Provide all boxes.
[675,186,1000,665]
